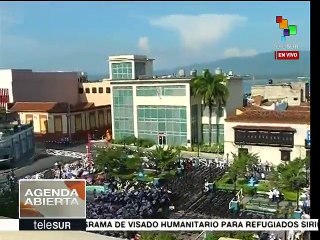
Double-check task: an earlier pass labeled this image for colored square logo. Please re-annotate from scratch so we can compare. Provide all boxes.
[283,29,290,36]
[281,36,286,42]
[19,179,86,219]
[279,19,288,29]
[289,25,297,35]
[276,16,282,23]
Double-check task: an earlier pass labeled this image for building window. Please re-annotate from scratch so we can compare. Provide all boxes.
[92,87,97,93]
[54,115,63,133]
[280,149,291,161]
[85,88,90,93]
[89,112,96,129]
[135,62,146,78]
[106,87,111,93]
[98,87,104,93]
[75,114,82,131]
[111,62,133,80]
[136,105,187,145]
[78,88,84,94]
[136,86,186,97]
[98,110,104,127]
[112,87,134,139]
[39,115,48,134]
[25,114,33,124]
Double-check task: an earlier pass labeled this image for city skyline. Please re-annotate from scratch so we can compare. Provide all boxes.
[0,1,310,74]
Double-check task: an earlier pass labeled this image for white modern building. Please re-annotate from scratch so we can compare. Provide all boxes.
[108,54,154,80]
[109,54,243,146]
[224,105,310,166]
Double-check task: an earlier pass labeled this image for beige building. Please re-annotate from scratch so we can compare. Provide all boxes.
[224,104,310,166]
[8,102,111,142]
[251,81,310,106]
[0,69,86,105]
[79,80,111,106]
[1,69,112,142]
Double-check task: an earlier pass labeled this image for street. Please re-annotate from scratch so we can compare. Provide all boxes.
[0,142,223,184]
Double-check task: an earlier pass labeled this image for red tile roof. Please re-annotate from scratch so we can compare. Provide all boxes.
[237,105,267,112]
[287,105,310,111]
[226,109,310,124]
[9,102,101,113]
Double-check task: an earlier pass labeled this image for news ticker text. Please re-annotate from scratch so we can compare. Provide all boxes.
[2,219,318,231]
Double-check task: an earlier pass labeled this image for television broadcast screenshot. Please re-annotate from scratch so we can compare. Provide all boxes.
[0,1,314,240]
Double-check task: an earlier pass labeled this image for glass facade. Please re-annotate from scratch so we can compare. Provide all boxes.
[111,62,133,80]
[191,105,199,144]
[113,86,134,139]
[134,62,146,78]
[136,85,186,97]
[202,124,224,144]
[202,105,224,118]
[137,105,187,145]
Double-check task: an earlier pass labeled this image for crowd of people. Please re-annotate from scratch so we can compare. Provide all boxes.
[87,182,173,219]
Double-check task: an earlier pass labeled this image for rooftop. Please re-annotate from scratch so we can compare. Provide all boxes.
[8,102,105,113]
[108,54,154,61]
[233,125,296,132]
[236,105,267,112]
[110,77,192,85]
[225,108,310,124]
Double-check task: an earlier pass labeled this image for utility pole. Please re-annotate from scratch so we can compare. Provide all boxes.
[67,103,72,143]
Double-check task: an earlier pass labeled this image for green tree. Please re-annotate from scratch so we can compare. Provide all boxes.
[140,232,177,240]
[95,148,123,172]
[205,231,255,240]
[228,152,260,190]
[0,190,19,218]
[191,69,229,145]
[276,157,308,208]
[148,146,178,173]
[95,148,143,176]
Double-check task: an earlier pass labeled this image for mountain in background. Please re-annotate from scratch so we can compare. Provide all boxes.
[155,51,310,79]
[89,51,310,80]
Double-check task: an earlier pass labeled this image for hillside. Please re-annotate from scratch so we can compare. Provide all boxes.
[90,51,310,80]
[155,51,310,78]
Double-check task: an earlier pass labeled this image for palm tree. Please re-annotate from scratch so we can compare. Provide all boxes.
[228,152,260,190]
[148,146,178,174]
[277,158,307,209]
[191,69,229,145]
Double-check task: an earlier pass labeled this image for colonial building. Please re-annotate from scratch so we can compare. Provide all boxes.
[8,102,111,142]
[0,69,112,142]
[78,80,111,106]
[224,104,310,166]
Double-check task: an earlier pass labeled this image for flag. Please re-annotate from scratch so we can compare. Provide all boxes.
[0,88,9,109]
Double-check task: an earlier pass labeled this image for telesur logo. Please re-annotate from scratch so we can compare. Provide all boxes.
[24,188,79,206]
